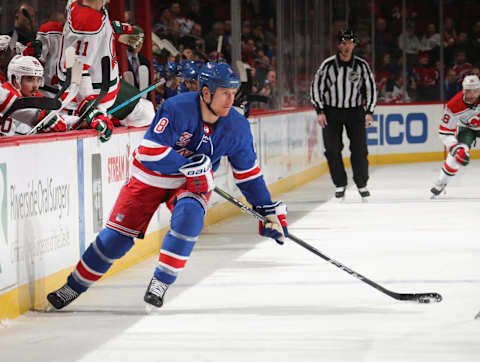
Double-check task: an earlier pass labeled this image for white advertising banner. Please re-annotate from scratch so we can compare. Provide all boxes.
[0,141,79,292]
[368,104,444,154]
[256,111,325,185]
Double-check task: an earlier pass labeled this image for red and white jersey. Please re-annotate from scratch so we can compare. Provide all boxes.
[439,91,480,149]
[37,21,63,90]
[59,0,120,111]
[0,82,36,136]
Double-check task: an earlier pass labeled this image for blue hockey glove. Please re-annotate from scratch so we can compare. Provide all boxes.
[255,201,288,245]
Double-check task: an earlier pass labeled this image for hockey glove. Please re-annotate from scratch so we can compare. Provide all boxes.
[36,110,67,133]
[450,143,470,166]
[179,154,215,194]
[23,40,42,58]
[77,97,114,142]
[113,21,144,50]
[255,201,288,245]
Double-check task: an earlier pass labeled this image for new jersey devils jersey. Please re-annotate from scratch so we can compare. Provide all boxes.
[132,91,272,207]
[37,21,63,90]
[59,0,120,110]
[439,91,480,148]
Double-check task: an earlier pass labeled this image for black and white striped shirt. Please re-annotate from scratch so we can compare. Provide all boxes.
[310,54,377,114]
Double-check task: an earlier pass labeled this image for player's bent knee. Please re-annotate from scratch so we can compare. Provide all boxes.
[97,227,135,260]
[171,197,205,236]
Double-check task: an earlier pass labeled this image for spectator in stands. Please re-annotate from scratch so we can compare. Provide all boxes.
[154,8,173,37]
[386,73,411,103]
[412,52,439,101]
[185,0,209,34]
[241,20,252,41]
[467,21,480,62]
[170,1,192,35]
[258,69,278,109]
[452,49,473,84]
[374,17,394,58]
[444,67,461,101]
[13,1,37,46]
[375,52,394,103]
[443,17,457,66]
[420,23,441,63]
[398,21,422,66]
[205,21,230,61]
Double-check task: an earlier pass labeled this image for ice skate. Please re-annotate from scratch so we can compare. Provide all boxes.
[430,183,446,199]
[47,283,80,310]
[335,186,346,200]
[358,187,370,202]
[144,276,169,308]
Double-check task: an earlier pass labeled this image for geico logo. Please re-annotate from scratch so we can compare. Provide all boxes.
[367,112,428,146]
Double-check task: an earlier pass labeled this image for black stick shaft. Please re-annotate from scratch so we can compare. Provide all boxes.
[213,186,442,303]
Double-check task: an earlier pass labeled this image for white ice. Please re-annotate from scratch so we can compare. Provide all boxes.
[1,161,480,362]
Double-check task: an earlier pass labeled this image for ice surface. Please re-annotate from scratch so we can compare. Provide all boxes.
[1,161,480,362]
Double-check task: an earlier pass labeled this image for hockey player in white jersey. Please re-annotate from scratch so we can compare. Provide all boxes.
[0,55,66,136]
[23,20,64,97]
[430,75,480,197]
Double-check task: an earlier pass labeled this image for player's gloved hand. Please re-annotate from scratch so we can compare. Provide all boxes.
[76,96,114,142]
[22,40,42,58]
[179,154,215,193]
[255,201,288,245]
[450,143,470,165]
[113,21,144,50]
[36,110,67,133]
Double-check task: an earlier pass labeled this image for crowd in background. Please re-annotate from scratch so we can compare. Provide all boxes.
[1,0,480,120]
[350,0,480,103]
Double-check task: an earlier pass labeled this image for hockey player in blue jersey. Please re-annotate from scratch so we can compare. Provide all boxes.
[47,62,288,309]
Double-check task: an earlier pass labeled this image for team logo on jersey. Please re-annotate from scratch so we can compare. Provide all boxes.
[177,148,193,157]
[176,132,193,147]
[203,123,213,136]
[154,117,169,134]
[348,70,360,83]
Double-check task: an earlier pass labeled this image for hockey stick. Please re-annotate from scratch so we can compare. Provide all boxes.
[213,186,443,304]
[27,46,83,134]
[107,80,161,115]
[0,97,61,128]
[72,56,111,129]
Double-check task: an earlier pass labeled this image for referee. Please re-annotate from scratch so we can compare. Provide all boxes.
[310,28,377,199]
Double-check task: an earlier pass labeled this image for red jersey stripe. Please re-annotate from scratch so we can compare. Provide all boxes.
[159,253,187,269]
[76,260,103,281]
[233,166,261,180]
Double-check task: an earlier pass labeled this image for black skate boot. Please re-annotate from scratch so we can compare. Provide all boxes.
[335,186,346,199]
[430,183,446,198]
[144,277,169,308]
[358,187,370,199]
[47,283,80,310]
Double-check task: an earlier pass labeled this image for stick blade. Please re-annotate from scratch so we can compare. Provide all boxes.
[396,292,443,303]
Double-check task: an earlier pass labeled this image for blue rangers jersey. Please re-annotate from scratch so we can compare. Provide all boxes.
[132,91,272,207]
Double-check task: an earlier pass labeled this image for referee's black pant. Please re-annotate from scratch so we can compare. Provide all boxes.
[322,106,369,188]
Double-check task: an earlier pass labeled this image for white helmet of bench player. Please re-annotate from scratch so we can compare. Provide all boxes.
[462,75,480,90]
[7,55,44,89]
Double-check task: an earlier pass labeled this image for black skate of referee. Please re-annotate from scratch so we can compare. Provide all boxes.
[310,28,377,199]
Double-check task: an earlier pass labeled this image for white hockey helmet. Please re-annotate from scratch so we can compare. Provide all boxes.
[0,35,10,51]
[462,75,480,90]
[0,35,25,55]
[7,55,44,89]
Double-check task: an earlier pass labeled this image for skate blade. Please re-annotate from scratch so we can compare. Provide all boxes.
[361,197,369,203]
